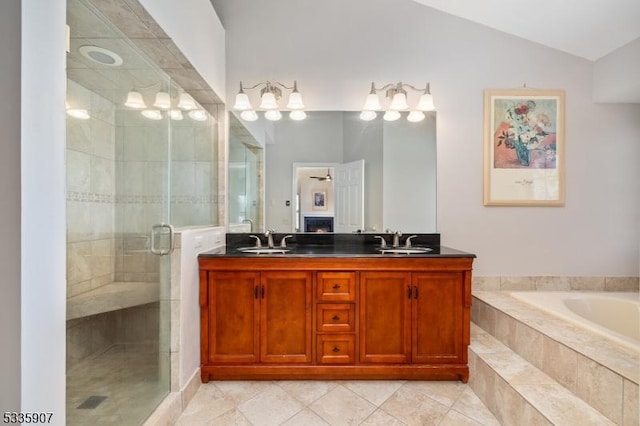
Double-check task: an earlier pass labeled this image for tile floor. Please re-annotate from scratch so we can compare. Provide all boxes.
[176,380,500,425]
[66,343,168,426]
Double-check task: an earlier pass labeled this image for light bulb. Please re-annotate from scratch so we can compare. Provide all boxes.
[289,110,306,121]
[383,110,401,121]
[416,93,435,111]
[259,92,278,109]
[389,92,409,111]
[407,111,425,122]
[153,92,171,109]
[359,111,377,121]
[286,92,305,109]
[240,110,258,121]
[124,91,146,109]
[264,110,282,121]
[362,93,381,111]
[233,92,252,111]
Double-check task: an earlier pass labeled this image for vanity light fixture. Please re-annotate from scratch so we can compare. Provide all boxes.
[360,82,435,122]
[65,101,90,120]
[233,80,306,121]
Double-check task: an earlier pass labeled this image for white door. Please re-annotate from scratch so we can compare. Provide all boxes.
[335,159,365,232]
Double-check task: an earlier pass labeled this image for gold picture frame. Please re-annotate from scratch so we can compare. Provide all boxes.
[483,89,565,206]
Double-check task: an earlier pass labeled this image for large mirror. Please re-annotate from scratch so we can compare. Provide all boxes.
[228,111,437,233]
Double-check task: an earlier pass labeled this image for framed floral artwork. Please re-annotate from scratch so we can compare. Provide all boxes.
[483,89,565,206]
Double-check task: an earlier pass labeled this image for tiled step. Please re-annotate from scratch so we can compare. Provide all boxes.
[469,324,616,425]
[471,291,639,425]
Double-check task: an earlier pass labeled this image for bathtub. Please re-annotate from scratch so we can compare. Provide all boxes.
[509,291,639,350]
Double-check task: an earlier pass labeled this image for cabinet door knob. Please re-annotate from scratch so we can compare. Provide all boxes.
[332,346,340,352]
[331,315,340,321]
[332,283,341,290]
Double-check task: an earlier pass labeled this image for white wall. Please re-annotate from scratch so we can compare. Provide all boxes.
[0,0,22,413]
[21,0,67,423]
[593,38,640,103]
[214,0,640,276]
[139,0,225,100]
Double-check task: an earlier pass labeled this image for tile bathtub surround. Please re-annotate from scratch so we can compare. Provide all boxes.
[174,380,500,426]
[472,292,639,425]
[472,276,639,292]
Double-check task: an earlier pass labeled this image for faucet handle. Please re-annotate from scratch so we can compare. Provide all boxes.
[373,235,387,248]
[249,235,262,248]
[404,235,418,247]
[280,235,293,248]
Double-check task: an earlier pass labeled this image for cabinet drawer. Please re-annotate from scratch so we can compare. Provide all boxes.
[317,272,356,301]
[316,335,355,364]
[317,304,355,332]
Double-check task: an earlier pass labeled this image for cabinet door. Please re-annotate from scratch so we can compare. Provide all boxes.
[359,272,411,363]
[260,271,313,363]
[207,271,260,363]
[412,273,464,363]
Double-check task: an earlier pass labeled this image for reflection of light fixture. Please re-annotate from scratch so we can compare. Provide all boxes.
[153,92,171,109]
[141,109,162,120]
[361,82,435,122]
[177,93,196,110]
[233,80,306,121]
[65,101,90,119]
[66,108,91,119]
[169,109,183,120]
[125,91,146,109]
[188,110,208,121]
[240,110,258,122]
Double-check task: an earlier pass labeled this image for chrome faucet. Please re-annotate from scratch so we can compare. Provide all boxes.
[404,235,417,247]
[280,235,293,248]
[249,235,262,248]
[392,231,403,248]
[264,229,276,248]
[374,235,387,248]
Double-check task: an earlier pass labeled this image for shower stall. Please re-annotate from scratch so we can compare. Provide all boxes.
[65,0,221,424]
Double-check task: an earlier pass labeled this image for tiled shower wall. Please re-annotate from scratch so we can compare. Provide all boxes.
[66,79,117,298]
[67,80,220,295]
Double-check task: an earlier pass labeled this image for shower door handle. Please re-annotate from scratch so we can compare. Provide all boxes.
[150,223,175,255]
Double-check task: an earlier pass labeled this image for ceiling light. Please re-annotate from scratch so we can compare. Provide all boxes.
[234,80,306,121]
[124,91,146,109]
[78,45,123,67]
[361,82,436,121]
[141,109,162,120]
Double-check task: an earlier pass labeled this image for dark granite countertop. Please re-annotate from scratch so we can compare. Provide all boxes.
[199,233,475,258]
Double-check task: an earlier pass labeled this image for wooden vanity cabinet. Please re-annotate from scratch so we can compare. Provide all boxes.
[201,270,312,366]
[199,256,472,382]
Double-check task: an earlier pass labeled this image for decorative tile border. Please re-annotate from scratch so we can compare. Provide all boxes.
[67,191,219,205]
[473,276,639,292]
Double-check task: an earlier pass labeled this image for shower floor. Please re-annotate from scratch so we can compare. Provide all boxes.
[66,343,168,426]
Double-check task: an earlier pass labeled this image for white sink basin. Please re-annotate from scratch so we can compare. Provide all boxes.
[239,247,290,254]
[378,247,432,254]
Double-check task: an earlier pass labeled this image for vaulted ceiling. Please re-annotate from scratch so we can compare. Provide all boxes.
[411,0,640,61]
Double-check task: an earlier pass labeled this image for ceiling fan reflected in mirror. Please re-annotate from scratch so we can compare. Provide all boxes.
[310,169,333,182]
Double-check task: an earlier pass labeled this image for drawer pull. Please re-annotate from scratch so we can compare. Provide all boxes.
[331,315,340,321]
[332,346,340,353]
[332,284,341,290]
